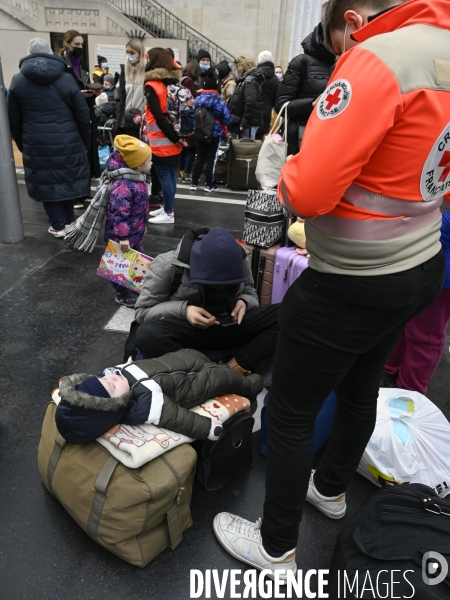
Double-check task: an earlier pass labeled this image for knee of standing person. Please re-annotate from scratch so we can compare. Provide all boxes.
[134,226,260,352]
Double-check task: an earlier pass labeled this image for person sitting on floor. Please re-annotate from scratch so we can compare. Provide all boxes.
[55,349,263,444]
[131,227,280,373]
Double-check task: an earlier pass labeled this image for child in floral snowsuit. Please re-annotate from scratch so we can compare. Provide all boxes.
[105,135,152,307]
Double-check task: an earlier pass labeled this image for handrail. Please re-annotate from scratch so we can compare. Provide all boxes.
[107,0,235,65]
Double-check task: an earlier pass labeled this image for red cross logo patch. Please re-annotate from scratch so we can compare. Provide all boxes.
[421,123,450,201]
[317,79,352,120]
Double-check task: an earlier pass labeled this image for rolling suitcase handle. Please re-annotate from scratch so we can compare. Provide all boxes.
[256,256,266,302]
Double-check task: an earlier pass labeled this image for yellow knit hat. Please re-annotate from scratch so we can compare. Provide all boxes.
[114,135,152,169]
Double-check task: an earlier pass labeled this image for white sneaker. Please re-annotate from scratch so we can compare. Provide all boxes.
[213,513,297,580]
[48,226,66,238]
[148,212,175,224]
[190,184,197,191]
[73,202,84,209]
[149,206,164,218]
[305,470,346,519]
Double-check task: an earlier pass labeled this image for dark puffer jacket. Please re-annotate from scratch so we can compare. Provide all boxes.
[7,53,91,202]
[228,67,265,133]
[256,61,280,137]
[275,23,335,155]
[56,349,263,444]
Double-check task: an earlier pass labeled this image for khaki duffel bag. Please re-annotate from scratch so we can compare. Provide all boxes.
[38,402,196,567]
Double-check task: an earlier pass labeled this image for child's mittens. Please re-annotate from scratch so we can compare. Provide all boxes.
[208,419,223,441]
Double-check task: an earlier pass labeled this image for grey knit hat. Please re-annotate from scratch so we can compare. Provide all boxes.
[28,38,53,55]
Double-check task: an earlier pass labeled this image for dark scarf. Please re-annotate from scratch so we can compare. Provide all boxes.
[67,49,81,77]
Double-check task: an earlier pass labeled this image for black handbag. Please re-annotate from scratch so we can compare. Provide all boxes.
[194,411,254,491]
[329,484,450,599]
[243,189,287,248]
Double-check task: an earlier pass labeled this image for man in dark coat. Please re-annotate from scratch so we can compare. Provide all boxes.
[133,227,280,373]
[7,40,91,237]
[256,50,280,140]
[275,23,336,155]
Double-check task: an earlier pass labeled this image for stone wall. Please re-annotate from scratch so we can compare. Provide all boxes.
[161,0,298,67]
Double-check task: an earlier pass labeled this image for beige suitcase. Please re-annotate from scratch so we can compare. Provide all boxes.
[38,401,196,567]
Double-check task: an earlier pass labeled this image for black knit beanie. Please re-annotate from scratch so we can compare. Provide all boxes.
[76,376,111,398]
[203,68,219,90]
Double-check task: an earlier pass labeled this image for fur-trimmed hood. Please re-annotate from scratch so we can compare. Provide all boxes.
[144,67,181,83]
[59,373,132,412]
[54,350,263,445]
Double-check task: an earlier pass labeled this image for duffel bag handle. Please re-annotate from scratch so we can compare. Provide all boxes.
[87,456,119,541]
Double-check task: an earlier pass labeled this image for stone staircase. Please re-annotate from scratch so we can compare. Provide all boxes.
[107,0,234,64]
[0,0,234,64]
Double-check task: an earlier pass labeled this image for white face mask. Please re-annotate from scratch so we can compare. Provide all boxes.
[127,55,139,64]
[276,73,282,80]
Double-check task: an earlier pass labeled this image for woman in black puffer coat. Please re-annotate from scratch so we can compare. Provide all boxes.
[8,42,91,237]
[274,23,335,155]
[255,50,280,140]
[228,55,264,138]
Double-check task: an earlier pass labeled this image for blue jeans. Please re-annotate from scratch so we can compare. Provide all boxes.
[241,127,258,140]
[43,201,75,230]
[179,147,196,176]
[152,162,177,215]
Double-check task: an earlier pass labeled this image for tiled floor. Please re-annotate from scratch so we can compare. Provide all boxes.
[1,178,450,599]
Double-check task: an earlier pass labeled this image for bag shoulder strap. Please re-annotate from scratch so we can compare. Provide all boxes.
[49,85,72,111]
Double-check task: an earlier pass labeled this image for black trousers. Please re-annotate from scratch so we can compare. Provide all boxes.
[191,137,220,187]
[43,200,75,230]
[261,251,445,552]
[135,304,280,370]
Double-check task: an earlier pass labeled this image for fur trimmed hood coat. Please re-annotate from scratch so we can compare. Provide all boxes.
[55,350,263,444]
[144,67,181,85]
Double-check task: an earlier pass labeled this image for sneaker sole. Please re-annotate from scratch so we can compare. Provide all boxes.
[305,496,346,519]
[212,520,298,581]
[114,298,135,308]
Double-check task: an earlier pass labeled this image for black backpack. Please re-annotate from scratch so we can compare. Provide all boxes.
[193,410,254,491]
[329,484,450,599]
[194,106,216,144]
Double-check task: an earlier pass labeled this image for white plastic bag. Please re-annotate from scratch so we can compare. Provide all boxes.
[357,388,450,497]
[255,102,289,189]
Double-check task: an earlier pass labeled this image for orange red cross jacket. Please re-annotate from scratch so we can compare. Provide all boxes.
[278,0,450,275]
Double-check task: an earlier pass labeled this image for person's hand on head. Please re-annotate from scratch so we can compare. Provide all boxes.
[119,240,130,253]
[231,299,246,324]
[186,305,219,329]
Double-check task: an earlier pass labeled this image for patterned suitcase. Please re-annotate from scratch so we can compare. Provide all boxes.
[272,247,308,304]
[244,243,280,306]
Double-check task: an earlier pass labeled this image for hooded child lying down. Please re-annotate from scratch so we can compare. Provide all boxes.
[55,349,263,444]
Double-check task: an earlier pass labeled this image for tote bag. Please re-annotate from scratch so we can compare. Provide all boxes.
[255,101,289,189]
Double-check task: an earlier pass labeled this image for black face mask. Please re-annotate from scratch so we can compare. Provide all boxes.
[69,46,83,58]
